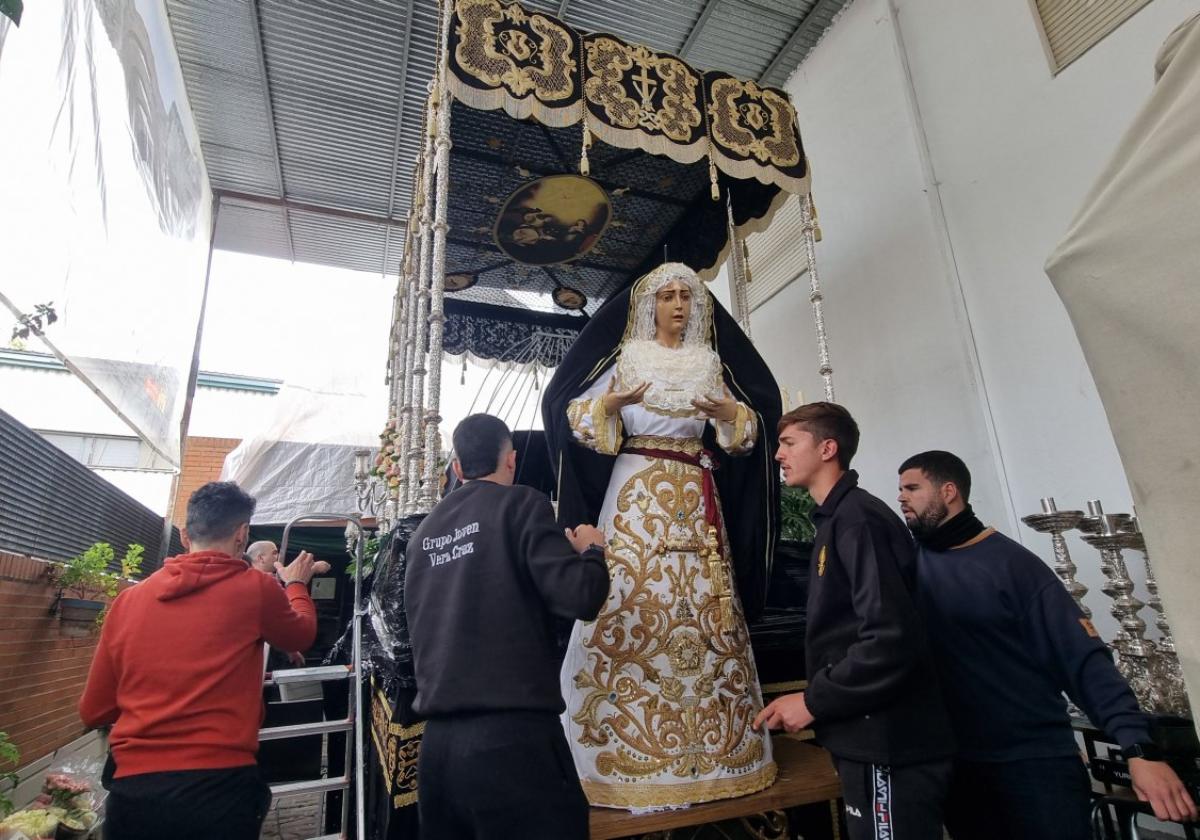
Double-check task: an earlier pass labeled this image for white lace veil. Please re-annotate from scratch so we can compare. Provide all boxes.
[625,262,713,347]
[616,263,722,413]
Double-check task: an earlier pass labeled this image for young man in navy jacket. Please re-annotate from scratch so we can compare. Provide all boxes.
[405,414,610,840]
[757,403,954,840]
[898,450,1196,839]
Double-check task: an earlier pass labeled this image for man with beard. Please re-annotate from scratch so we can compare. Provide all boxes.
[757,403,955,840]
[897,450,1196,838]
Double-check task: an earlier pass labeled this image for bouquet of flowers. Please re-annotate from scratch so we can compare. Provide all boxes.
[0,764,101,840]
[373,415,402,491]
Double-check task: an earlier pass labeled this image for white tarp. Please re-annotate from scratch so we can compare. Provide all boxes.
[219,355,549,524]
[1045,13,1200,716]
[220,376,387,525]
[0,0,210,466]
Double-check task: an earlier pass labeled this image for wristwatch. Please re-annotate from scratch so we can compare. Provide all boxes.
[1124,742,1164,762]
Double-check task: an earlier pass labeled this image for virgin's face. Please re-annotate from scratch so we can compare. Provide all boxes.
[654,280,693,343]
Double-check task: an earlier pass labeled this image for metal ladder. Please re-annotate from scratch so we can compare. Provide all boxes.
[258,513,368,840]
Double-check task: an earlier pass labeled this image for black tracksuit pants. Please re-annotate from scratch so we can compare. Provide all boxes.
[833,756,952,840]
[418,710,589,840]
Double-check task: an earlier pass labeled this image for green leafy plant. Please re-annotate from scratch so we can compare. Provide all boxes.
[0,730,19,818]
[55,543,119,602]
[346,532,381,579]
[120,544,145,580]
[780,485,817,543]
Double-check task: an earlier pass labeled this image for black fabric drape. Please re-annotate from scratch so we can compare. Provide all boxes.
[541,285,781,621]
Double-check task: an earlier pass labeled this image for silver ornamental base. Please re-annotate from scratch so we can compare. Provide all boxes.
[1021,499,1088,720]
[1022,498,1090,618]
[1119,522,1191,718]
[1080,507,1163,715]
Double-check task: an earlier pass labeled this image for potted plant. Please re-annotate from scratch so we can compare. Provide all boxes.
[50,543,119,624]
[0,731,18,819]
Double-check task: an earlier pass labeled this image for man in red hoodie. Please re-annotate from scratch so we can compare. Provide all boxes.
[79,481,319,840]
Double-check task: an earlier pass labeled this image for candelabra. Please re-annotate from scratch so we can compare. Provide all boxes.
[353,449,395,530]
[1021,497,1090,618]
[1079,504,1162,713]
[1120,513,1191,718]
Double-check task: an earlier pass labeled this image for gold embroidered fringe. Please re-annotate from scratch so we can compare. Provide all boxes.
[583,760,778,809]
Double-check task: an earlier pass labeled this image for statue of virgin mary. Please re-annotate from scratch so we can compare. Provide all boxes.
[544,262,781,809]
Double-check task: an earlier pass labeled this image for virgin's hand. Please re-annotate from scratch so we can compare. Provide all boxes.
[603,380,649,414]
[692,388,738,423]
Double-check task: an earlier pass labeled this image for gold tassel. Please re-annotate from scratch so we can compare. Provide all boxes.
[580,124,591,176]
[708,157,720,201]
[810,195,823,242]
[705,527,733,633]
[460,357,466,385]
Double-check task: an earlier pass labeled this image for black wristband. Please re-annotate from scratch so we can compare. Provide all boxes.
[1124,742,1164,762]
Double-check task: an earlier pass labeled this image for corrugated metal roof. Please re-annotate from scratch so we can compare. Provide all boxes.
[165,0,848,278]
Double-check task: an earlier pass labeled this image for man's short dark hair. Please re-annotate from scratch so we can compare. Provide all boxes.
[186,482,256,542]
[898,450,972,503]
[452,414,512,480]
[777,402,860,469]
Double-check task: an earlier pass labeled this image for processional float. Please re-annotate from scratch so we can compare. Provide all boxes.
[331,0,829,836]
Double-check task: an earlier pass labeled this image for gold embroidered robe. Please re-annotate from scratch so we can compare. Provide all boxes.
[559,364,776,810]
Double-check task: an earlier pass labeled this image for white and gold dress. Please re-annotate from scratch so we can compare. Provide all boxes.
[559,330,776,810]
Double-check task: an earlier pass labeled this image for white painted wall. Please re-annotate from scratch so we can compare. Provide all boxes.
[745,0,1200,641]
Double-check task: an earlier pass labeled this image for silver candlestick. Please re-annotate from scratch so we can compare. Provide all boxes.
[1080,507,1163,713]
[1022,497,1090,618]
[1120,514,1191,718]
[1077,500,1130,632]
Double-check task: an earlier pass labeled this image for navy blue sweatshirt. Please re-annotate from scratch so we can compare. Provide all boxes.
[405,480,609,718]
[916,529,1150,761]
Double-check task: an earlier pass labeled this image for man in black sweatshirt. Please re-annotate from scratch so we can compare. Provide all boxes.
[405,413,610,840]
[756,403,955,840]
[898,450,1197,839]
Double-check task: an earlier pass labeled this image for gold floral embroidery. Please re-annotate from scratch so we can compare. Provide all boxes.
[584,37,702,141]
[667,630,705,676]
[567,396,624,455]
[571,456,769,790]
[625,435,703,455]
[370,684,422,808]
[707,78,801,167]
[454,0,576,101]
[722,402,753,453]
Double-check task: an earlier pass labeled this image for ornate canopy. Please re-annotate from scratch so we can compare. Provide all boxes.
[433,0,810,359]
[389,0,822,517]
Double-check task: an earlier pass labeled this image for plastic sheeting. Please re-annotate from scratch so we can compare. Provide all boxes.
[0,0,211,466]
[1045,13,1200,724]
[220,375,388,525]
